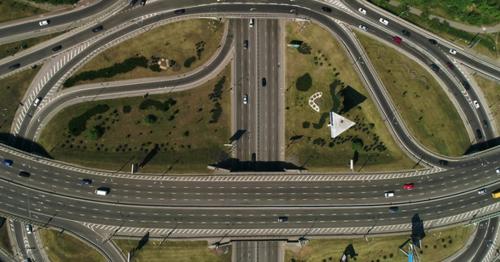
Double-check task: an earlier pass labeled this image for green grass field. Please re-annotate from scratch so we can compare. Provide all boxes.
[356,33,470,156]
[0,218,12,255]
[286,225,473,262]
[372,0,500,26]
[474,73,500,131]
[0,0,45,23]
[285,22,417,172]
[70,19,225,87]
[0,67,40,135]
[0,32,64,60]
[39,66,231,173]
[115,239,231,262]
[39,229,105,262]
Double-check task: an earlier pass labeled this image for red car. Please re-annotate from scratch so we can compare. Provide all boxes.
[403,183,415,190]
[393,36,402,45]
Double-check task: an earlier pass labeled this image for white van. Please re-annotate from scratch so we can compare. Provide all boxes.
[95,188,110,196]
[249,18,254,28]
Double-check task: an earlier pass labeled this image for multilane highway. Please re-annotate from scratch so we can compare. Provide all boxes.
[0,0,498,261]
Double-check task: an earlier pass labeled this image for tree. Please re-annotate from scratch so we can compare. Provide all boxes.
[87,125,105,140]
[296,73,313,91]
[351,138,364,152]
[144,114,157,124]
[298,42,312,54]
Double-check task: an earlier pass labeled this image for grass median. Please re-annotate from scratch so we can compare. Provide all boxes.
[39,66,231,173]
[0,0,45,23]
[356,32,470,156]
[0,32,64,60]
[65,19,225,88]
[0,66,40,140]
[39,228,105,262]
[368,0,500,60]
[286,225,473,262]
[0,217,12,256]
[285,21,417,172]
[115,239,231,262]
[474,72,500,132]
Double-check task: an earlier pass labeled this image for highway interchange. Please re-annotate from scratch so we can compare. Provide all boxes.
[0,0,499,261]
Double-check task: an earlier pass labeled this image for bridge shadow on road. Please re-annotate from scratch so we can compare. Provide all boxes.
[0,133,51,158]
[211,158,306,172]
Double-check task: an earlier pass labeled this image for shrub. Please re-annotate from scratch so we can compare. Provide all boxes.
[209,102,223,123]
[352,138,364,151]
[298,42,312,54]
[122,105,132,113]
[144,114,157,124]
[296,73,312,91]
[68,104,110,136]
[139,98,177,111]
[183,56,197,68]
[64,56,148,87]
[302,121,310,128]
[86,125,105,140]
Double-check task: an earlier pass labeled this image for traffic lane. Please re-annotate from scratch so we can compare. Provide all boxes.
[0,0,120,39]
[1,152,499,206]
[13,221,28,259]
[2,158,499,207]
[471,217,498,261]
[0,186,497,232]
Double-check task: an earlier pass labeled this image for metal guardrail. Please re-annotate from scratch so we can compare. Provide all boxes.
[469,211,500,224]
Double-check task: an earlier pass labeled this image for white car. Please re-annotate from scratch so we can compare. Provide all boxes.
[449,49,457,55]
[243,94,248,105]
[379,18,389,26]
[495,168,500,174]
[473,100,480,109]
[33,97,42,107]
[25,224,33,234]
[249,18,254,28]
[358,25,367,31]
[38,20,49,26]
[384,191,395,198]
[358,7,367,15]
[478,188,487,195]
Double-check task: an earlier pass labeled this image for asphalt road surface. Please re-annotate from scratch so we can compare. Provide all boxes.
[233,240,284,262]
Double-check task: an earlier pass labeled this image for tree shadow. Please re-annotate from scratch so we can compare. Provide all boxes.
[338,86,366,114]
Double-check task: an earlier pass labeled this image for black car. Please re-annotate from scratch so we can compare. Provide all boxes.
[388,206,400,213]
[476,129,483,139]
[79,178,93,185]
[428,38,438,45]
[462,81,471,90]
[401,29,411,37]
[261,77,267,87]
[430,63,440,72]
[8,63,20,70]
[174,9,186,15]
[277,216,288,222]
[51,45,62,52]
[243,40,249,49]
[18,171,31,178]
[92,25,103,33]
[438,160,448,166]
[321,6,332,13]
